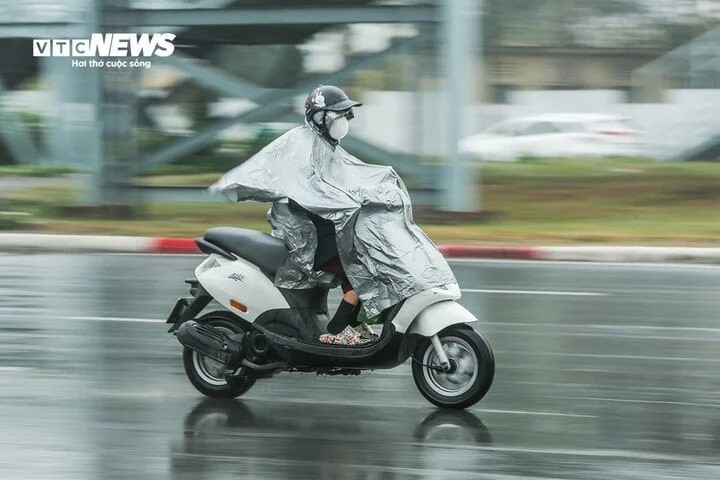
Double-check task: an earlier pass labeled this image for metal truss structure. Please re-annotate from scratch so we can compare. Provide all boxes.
[0,0,479,210]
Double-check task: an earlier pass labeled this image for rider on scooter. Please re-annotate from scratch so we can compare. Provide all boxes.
[296,85,374,346]
[210,85,457,348]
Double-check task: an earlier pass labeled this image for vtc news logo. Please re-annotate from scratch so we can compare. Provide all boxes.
[32,33,176,57]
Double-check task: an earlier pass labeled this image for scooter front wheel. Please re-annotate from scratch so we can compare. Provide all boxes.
[182,311,256,399]
[411,325,494,409]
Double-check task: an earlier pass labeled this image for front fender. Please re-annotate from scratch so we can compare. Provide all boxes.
[406,301,477,337]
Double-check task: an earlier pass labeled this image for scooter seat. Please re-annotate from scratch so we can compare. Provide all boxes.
[204,227,288,276]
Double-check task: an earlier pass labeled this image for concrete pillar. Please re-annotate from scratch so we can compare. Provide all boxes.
[440,0,480,212]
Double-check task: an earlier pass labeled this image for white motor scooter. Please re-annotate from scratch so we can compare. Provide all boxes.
[167,227,495,409]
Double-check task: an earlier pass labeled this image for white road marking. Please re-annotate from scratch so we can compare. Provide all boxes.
[462,288,607,297]
[408,445,704,463]
[0,366,31,372]
[243,395,595,418]
[478,408,595,418]
[178,446,701,466]
[450,258,720,269]
[59,316,162,324]
[484,322,720,333]
[547,395,720,409]
[497,350,720,363]
[53,315,720,350]
[535,332,720,342]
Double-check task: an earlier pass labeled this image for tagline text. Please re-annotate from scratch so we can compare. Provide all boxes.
[71,59,153,69]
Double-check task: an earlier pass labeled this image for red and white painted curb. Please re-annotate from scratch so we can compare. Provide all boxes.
[0,233,719,264]
[438,245,542,260]
[436,245,720,263]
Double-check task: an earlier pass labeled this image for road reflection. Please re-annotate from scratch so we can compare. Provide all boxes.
[172,399,492,479]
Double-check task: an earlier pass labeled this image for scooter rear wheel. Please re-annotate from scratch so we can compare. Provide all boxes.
[182,311,256,399]
[411,325,494,409]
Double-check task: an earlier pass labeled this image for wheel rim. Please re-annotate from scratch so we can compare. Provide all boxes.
[422,336,478,398]
[192,325,233,386]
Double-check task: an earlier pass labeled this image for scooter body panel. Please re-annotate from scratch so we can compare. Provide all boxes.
[390,283,462,334]
[189,255,475,367]
[195,254,289,322]
[406,300,478,337]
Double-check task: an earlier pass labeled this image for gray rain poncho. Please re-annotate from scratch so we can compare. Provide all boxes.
[210,125,456,317]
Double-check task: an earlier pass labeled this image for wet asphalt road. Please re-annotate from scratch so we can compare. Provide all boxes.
[1,254,720,479]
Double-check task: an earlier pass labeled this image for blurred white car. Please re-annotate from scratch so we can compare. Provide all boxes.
[459,114,644,161]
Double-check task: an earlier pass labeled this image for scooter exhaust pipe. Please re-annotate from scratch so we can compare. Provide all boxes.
[243,330,270,363]
[175,321,243,365]
[250,331,270,355]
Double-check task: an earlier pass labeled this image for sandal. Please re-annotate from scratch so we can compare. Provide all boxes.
[319,325,371,346]
[354,322,379,341]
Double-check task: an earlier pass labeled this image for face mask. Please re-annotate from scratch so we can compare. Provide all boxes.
[328,115,349,140]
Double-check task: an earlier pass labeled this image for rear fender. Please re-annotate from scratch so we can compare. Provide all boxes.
[166,284,212,333]
[406,301,477,337]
